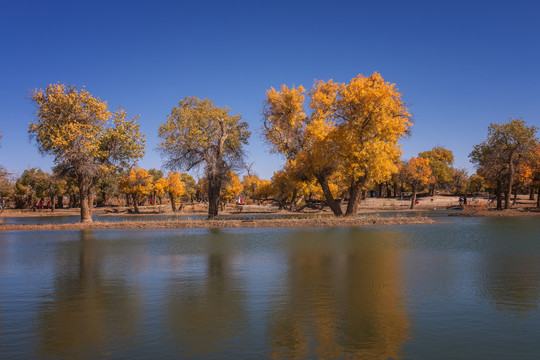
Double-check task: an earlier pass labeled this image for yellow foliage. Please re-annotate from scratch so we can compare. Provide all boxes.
[254,179,274,199]
[242,175,260,197]
[119,168,153,196]
[404,157,432,186]
[167,172,185,197]
[263,73,411,209]
[153,177,169,197]
[222,172,243,200]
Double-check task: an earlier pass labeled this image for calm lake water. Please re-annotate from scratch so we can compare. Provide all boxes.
[1,216,540,359]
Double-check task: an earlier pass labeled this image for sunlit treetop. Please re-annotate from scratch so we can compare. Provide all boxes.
[158,97,250,172]
[405,157,432,186]
[29,84,146,174]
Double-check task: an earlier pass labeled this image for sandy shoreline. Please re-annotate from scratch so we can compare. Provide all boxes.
[1,194,538,231]
[0,216,435,231]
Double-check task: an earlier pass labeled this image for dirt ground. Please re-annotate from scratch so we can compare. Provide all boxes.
[0,195,538,231]
[2,195,537,217]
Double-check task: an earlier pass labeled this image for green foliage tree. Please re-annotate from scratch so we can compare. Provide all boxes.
[0,167,14,206]
[29,84,146,222]
[158,97,250,218]
[15,168,50,209]
[470,118,538,210]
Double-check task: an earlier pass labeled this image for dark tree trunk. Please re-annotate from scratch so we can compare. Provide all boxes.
[537,187,540,208]
[207,174,222,219]
[378,183,383,198]
[50,193,56,213]
[529,185,535,200]
[315,173,343,216]
[289,188,298,211]
[393,181,399,198]
[496,179,503,210]
[169,192,177,212]
[410,183,417,209]
[505,153,516,209]
[57,195,64,209]
[345,178,365,216]
[79,181,92,223]
[132,193,139,213]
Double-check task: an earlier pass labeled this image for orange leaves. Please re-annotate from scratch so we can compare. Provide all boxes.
[166,172,185,197]
[263,85,307,157]
[119,168,153,196]
[222,172,243,200]
[404,157,432,186]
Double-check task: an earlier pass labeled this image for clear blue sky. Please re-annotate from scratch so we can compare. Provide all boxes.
[1,0,539,180]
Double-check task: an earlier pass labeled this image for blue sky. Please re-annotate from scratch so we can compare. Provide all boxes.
[1,0,539,180]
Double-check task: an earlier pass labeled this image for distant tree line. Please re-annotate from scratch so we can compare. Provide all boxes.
[0,77,538,221]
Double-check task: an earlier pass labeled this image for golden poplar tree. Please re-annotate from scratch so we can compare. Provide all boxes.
[166,171,185,212]
[263,73,411,216]
[221,172,243,205]
[29,84,145,222]
[404,157,432,209]
[119,168,153,213]
[158,97,250,218]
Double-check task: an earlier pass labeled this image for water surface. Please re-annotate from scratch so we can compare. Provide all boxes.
[1,216,539,359]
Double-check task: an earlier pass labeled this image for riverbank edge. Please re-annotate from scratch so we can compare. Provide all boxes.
[0,216,435,231]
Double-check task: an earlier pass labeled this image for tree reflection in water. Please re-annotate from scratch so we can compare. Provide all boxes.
[36,230,140,359]
[479,253,540,316]
[268,229,410,359]
[164,232,247,358]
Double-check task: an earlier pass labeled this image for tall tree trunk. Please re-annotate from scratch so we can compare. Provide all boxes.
[393,181,399,198]
[537,187,540,208]
[529,185,535,200]
[505,154,516,209]
[289,188,298,211]
[410,183,417,209]
[207,174,221,219]
[496,179,503,210]
[169,192,177,212]
[315,173,343,216]
[57,195,63,209]
[132,193,139,213]
[345,178,365,216]
[79,182,92,223]
[50,193,56,213]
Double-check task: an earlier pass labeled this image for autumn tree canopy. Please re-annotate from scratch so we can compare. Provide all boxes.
[119,168,153,213]
[158,97,250,218]
[263,72,411,216]
[404,157,432,209]
[470,118,537,210]
[29,84,146,222]
[419,146,454,195]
